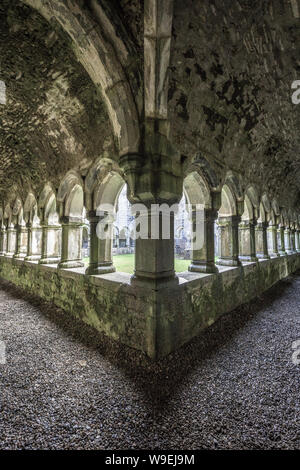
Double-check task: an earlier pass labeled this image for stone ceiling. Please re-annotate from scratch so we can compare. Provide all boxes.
[169,0,300,209]
[0,0,115,203]
[1,0,300,212]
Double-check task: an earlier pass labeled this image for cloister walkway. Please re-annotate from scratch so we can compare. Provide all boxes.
[0,275,299,450]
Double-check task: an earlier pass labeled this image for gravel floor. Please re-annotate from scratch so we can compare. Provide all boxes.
[0,274,299,450]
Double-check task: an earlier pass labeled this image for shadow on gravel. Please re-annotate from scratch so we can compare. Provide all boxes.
[0,273,298,409]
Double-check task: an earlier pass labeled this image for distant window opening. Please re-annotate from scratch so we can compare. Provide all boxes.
[113,184,135,274]
[0,81,6,105]
[174,194,191,273]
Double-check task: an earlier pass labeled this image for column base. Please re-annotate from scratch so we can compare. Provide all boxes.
[85,263,116,275]
[279,251,288,256]
[39,257,60,265]
[58,260,84,269]
[239,255,258,262]
[216,257,241,267]
[13,253,26,259]
[188,262,218,273]
[257,253,270,260]
[269,252,280,258]
[130,272,179,290]
[25,255,41,261]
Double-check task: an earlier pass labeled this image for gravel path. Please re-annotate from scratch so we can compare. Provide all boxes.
[0,274,299,450]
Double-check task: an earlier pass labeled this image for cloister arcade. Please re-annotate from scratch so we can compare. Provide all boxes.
[1,0,300,360]
[1,161,299,281]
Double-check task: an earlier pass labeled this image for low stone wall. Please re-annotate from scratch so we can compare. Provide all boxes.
[0,254,299,359]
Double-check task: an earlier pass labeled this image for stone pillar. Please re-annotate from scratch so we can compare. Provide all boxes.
[290,229,296,253]
[284,228,292,254]
[6,225,17,257]
[14,224,28,259]
[239,220,258,262]
[39,223,61,264]
[132,206,178,285]
[296,229,300,252]
[216,215,241,266]
[58,217,84,269]
[0,227,6,255]
[255,222,270,259]
[267,223,280,257]
[189,208,218,273]
[85,210,115,275]
[277,226,287,255]
[25,223,42,261]
[120,149,183,288]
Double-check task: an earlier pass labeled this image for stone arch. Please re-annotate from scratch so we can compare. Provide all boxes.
[85,158,122,211]
[242,195,254,221]
[271,198,280,217]
[242,185,259,221]
[24,192,39,226]
[12,197,25,226]
[38,183,59,225]
[282,208,290,227]
[183,171,214,208]
[259,193,271,223]
[57,171,84,220]
[287,209,294,228]
[268,209,277,226]
[0,206,4,229]
[3,203,12,227]
[187,156,221,193]
[85,168,126,276]
[21,0,140,156]
[219,184,237,217]
[224,171,244,202]
[94,172,126,211]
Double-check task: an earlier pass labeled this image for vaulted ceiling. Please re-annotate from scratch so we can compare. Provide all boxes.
[0,0,115,203]
[1,0,300,212]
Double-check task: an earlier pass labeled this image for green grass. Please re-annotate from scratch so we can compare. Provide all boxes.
[84,254,190,274]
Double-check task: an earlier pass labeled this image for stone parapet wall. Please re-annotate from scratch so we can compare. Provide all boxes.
[0,254,299,359]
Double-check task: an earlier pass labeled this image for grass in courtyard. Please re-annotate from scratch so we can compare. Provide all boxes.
[84,254,190,274]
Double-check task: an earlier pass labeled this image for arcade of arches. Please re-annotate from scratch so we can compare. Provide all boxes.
[1,0,300,359]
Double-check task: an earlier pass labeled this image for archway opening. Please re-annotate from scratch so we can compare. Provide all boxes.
[174,193,191,273]
[112,184,135,274]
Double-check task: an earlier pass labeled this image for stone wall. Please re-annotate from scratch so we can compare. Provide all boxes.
[1,253,299,359]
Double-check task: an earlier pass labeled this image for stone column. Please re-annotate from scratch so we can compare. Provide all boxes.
[189,208,218,273]
[290,229,296,253]
[277,226,287,255]
[255,222,270,259]
[267,223,280,257]
[14,224,28,259]
[85,210,115,275]
[216,215,241,267]
[25,222,42,261]
[58,217,84,269]
[0,227,6,255]
[6,225,17,257]
[296,229,300,252]
[120,149,183,288]
[284,228,293,254]
[39,223,61,264]
[132,205,178,285]
[239,219,258,262]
